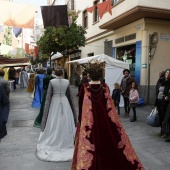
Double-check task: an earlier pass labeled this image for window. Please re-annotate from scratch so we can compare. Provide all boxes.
[94,1,99,23]
[83,11,88,29]
[88,53,94,57]
[112,0,120,6]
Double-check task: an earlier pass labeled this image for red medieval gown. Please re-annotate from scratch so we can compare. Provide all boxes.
[71,83,144,170]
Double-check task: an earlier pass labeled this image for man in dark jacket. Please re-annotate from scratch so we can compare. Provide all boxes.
[0,69,10,97]
[0,85,10,141]
[120,69,137,117]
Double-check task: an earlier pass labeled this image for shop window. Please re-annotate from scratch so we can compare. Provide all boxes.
[94,1,99,23]
[83,11,88,29]
[115,33,136,44]
[88,53,94,57]
[115,37,124,44]
[125,33,136,41]
[116,44,136,77]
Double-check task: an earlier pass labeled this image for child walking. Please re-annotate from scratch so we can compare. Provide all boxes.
[112,83,121,115]
[129,82,139,122]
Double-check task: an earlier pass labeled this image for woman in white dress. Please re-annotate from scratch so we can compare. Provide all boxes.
[36,67,76,162]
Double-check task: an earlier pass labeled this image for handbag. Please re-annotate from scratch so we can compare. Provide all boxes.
[146,107,160,127]
[138,98,144,106]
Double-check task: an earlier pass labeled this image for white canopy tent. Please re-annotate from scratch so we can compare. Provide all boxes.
[51,52,63,60]
[66,54,129,107]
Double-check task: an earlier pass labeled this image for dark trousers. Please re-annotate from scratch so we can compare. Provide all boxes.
[114,102,120,115]
[123,97,130,113]
[162,101,170,134]
[160,98,169,131]
[132,107,136,119]
[156,99,163,126]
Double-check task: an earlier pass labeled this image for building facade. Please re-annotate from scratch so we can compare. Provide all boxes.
[74,0,170,104]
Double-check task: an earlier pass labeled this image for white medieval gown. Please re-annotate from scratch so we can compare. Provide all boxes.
[36,77,76,162]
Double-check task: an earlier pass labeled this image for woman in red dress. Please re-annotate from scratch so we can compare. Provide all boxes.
[71,63,144,170]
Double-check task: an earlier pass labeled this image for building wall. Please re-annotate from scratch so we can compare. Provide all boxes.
[76,0,170,104]
[145,19,170,85]
[76,0,170,39]
[79,18,170,104]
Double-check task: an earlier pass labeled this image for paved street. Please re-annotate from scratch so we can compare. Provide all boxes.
[0,85,170,170]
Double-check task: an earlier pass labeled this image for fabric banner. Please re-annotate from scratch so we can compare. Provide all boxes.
[13,28,22,38]
[97,0,112,19]
[25,43,29,54]
[34,46,38,56]
[86,6,95,13]
[0,1,36,28]
[0,44,13,55]
[41,5,68,28]
[7,48,25,58]
[97,1,108,19]
[107,0,112,16]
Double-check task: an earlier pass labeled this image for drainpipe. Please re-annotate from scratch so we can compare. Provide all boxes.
[147,34,151,105]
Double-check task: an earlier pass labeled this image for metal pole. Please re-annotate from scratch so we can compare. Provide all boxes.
[147,55,151,105]
[147,34,151,105]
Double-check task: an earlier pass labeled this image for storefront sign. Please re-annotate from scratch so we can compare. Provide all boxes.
[142,64,147,68]
[160,33,170,42]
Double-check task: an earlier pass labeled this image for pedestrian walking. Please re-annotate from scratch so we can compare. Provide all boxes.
[77,71,89,96]
[33,68,55,128]
[112,83,121,115]
[71,62,144,170]
[120,69,136,118]
[129,82,139,122]
[0,69,10,97]
[159,69,170,137]
[36,66,76,162]
[26,71,35,93]
[0,84,10,142]
[8,66,16,89]
[32,69,46,108]
[20,68,28,88]
[154,71,165,134]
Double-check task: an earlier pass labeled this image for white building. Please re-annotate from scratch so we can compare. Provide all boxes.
[74,0,170,104]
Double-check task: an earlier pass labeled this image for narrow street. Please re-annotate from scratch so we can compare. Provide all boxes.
[0,85,170,170]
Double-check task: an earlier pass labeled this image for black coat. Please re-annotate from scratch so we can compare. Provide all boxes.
[0,85,10,139]
[112,89,121,103]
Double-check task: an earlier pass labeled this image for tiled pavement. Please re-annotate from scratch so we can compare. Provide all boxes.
[0,85,170,170]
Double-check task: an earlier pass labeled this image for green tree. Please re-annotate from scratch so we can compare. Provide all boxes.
[37,13,86,67]
[27,54,49,66]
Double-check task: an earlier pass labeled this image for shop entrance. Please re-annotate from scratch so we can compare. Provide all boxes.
[116,44,136,77]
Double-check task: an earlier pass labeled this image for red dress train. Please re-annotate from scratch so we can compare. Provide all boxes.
[71,83,144,170]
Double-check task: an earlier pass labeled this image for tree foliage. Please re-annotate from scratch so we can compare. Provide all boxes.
[37,27,59,57]
[37,13,86,64]
[27,54,49,66]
